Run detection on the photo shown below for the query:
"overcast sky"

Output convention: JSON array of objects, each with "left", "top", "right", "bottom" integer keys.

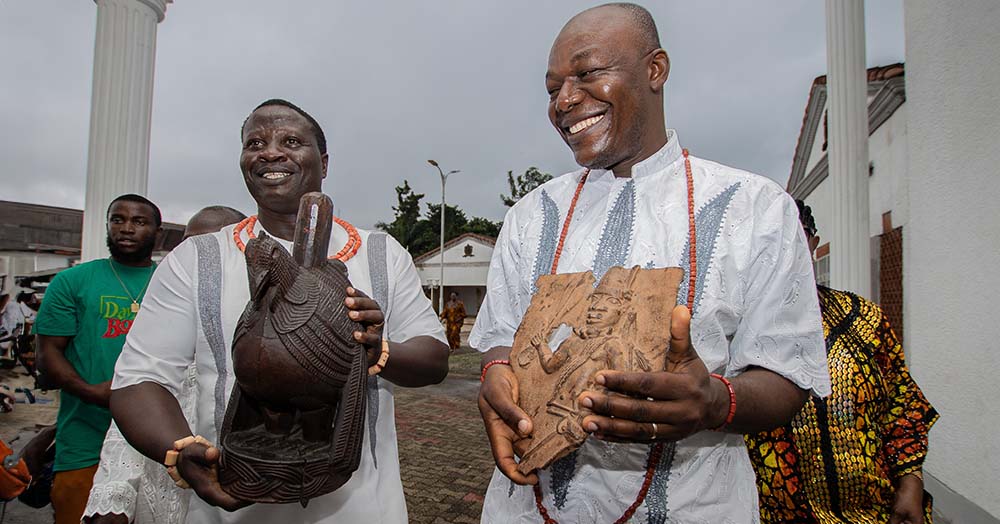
[{"left": 0, "top": 1, "right": 904, "bottom": 228}]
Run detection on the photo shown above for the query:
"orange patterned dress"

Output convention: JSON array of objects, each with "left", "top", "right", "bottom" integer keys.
[
  {"left": 440, "top": 299, "right": 466, "bottom": 350},
  {"left": 745, "top": 286, "right": 938, "bottom": 523}
]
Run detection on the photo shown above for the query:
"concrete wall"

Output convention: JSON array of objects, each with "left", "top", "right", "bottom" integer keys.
[
  {"left": 904, "top": 0, "right": 1000, "bottom": 519},
  {"left": 803, "top": 107, "right": 907, "bottom": 264},
  {"left": 867, "top": 104, "right": 909, "bottom": 236},
  {"left": 415, "top": 238, "right": 493, "bottom": 288}
]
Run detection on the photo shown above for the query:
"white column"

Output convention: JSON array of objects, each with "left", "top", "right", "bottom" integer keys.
[
  {"left": 825, "top": 0, "right": 870, "bottom": 298},
  {"left": 81, "top": 0, "right": 170, "bottom": 262}
]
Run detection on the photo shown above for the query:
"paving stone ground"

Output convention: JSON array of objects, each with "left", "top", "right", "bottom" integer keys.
[{"left": 395, "top": 346, "right": 494, "bottom": 524}]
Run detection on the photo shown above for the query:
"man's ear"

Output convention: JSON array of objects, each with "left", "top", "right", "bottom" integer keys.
[
  {"left": 649, "top": 49, "right": 670, "bottom": 92},
  {"left": 321, "top": 154, "right": 330, "bottom": 179}
]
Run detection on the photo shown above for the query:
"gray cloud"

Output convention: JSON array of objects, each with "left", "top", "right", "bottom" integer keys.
[{"left": 0, "top": 1, "right": 903, "bottom": 229}]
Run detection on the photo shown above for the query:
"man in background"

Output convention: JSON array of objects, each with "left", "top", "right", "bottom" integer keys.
[{"left": 34, "top": 194, "right": 162, "bottom": 524}]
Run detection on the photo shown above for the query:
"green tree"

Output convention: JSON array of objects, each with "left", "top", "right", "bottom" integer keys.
[
  {"left": 377, "top": 181, "right": 505, "bottom": 257},
  {"left": 500, "top": 167, "right": 553, "bottom": 207},
  {"left": 375, "top": 180, "right": 425, "bottom": 250}
]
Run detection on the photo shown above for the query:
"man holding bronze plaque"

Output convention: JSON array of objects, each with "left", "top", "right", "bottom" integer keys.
[
  {"left": 104, "top": 99, "right": 449, "bottom": 523},
  {"left": 472, "top": 4, "right": 830, "bottom": 523}
]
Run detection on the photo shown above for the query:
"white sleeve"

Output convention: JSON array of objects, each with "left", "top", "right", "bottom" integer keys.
[
  {"left": 726, "top": 191, "right": 831, "bottom": 396},
  {"left": 468, "top": 208, "right": 524, "bottom": 352},
  {"left": 384, "top": 236, "right": 447, "bottom": 345},
  {"left": 112, "top": 240, "right": 198, "bottom": 396},
  {"left": 82, "top": 421, "right": 140, "bottom": 521}
]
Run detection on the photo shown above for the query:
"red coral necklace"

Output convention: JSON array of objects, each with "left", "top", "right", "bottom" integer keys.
[
  {"left": 534, "top": 149, "right": 697, "bottom": 524},
  {"left": 232, "top": 214, "right": 362, "bottom": 262}
]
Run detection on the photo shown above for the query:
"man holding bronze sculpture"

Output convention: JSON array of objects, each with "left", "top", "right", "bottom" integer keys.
[
  {"left": 103, "top": 99, "right": 449, "bottom": 523},
  {"left": 472, "top": 4, "right": 830, "bottom": 523}
]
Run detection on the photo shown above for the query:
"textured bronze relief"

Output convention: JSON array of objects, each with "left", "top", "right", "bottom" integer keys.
[
  {"left": 511, "top": 266, "right": 683, "bottom": 475},
  {"left": 219, "top": 193, "right": 368, "bottom": 505}
]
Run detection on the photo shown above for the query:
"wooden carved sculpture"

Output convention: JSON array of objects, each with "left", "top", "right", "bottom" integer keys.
[
  {"left": 510, "top": 266, "right": 683, "bottom": 475},
  {"left": 219, "top": 193, "right": 368, "bottom": 505}
]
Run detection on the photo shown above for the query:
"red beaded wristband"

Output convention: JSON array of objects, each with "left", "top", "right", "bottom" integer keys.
[
  {"left": 709, "top": 373, "right": 736, "bottom": 430},
  {"left": 480, "top": 359, "right": 511, "bottom": 383}
]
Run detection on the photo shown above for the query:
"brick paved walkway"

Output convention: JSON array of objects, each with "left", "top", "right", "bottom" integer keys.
[{"left": 395, "top": 359, "right": 495, "bottom": 524}]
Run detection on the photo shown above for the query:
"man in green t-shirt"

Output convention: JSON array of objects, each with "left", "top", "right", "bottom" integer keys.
[{"left": 34, "top": 193, "right": 162, "bottom": 524}]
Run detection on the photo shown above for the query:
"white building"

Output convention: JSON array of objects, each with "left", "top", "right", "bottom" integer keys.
[
  {"left": 787, "top": 62, "right": 908, "bottom": 338},
  {"left": 805, "top": 2, "right": 1000, "bottom": 520},
  {"left": 413, "top": 233, "right": 494, "bottom": 316}
]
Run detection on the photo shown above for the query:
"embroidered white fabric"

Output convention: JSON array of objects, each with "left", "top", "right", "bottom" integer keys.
[
  {"left": 111, "top": 227, "right": 444, "bottom": 524},
  {"left": 470, "top": 132, "right": 830, "bottom": 523},
  {"left": 84, "top": 364, "right": 198, "bottom": 523}
]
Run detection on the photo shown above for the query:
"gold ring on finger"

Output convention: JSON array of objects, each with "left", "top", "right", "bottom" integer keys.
[{"left": 650, "top": 422, "right": 658, "bottom": 440}]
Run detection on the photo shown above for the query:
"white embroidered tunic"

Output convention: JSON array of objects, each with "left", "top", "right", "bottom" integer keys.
[
  {"left": 470, "top": 132, "right": 830, "bottom": 524},
  {"left": 111, "top": 222, "right": 446, "bottom": 524}
]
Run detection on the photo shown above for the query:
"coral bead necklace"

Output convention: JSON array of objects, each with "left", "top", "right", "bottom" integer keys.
[
  {"left": 534, "top": 149, "right": 697, "bottom": 524},
  {"left": 232, "top": 214, "right": 362, "bottom": 262}
]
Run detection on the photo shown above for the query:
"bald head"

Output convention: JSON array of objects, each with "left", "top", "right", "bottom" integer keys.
[
  {"left": 183, "top": 206, "right": 247, "bottom": 240},
  {"left": 565, "top": 3, "right": 660, "bottom": 53}
]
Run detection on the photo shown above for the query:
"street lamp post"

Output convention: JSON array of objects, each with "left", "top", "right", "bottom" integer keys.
[{"left": 427, "top": 160, "right": 460, "bottom": 314}]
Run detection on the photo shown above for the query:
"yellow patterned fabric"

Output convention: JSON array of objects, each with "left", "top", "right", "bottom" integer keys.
[{"left": 746, "top": 287, "right": 938, "bottom": 523}]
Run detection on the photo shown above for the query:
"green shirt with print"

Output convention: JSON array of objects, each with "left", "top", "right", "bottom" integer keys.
[{"left": 33, "top": 258, "right": 155, "bottom": 472}]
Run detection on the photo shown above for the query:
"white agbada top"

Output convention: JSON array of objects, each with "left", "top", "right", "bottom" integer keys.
[
  {"left": 112, "top": 221, "right": 446, "bottom": 524},
  {"left": 470, "top": 132, "right": 830, "bottom": 524}
]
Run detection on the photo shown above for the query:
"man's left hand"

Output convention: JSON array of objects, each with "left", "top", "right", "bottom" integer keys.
[
  {"left": 579, "top": 305, "right": 728, "bottom": 442},
  {"left": 345, "top": 287, "right": 385, "bottom": 366}
]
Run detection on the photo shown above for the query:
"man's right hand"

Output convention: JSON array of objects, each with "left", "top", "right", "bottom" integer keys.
[
  {"left": 176, "top": 442, "right": 249, "bottom": 512},
  {"left": 478, "top": 357, "right": 537, "bottom": 485}
]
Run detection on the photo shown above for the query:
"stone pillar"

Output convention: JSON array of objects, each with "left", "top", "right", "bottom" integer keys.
[
  {"left": 81, "top": 0, "right": 170, "bottom": 262},
  {"left": 825, "top": 0, "right": 870, "bottom": 298}
]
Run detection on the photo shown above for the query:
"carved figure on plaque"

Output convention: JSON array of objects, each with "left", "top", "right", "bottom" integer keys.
[
  {"left": 510, "top": 265, "right": 682, "bottom": 474},
  {"left": 218, "top": 193, "right": 369, "bottom": 505}
]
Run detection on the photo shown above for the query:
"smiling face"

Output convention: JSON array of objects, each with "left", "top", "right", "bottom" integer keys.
[
  {"left": 240, "top": 105, "right": 329, "bottom": 216},
  {"left": 546, "top": 7, "right": 669, "bottom": 177}
]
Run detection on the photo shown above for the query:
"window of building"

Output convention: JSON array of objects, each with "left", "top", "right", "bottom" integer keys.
[{"left": 814, "top": 242, "right": 831, "bottom": 287}]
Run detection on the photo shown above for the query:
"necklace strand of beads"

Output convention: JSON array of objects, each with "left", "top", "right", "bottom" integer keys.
[
  {"left": 533, "top": 148, "right": 697, "bottom": 524},
  {"left": 232, "top": 214, "right": 362, "bottom": 262}
]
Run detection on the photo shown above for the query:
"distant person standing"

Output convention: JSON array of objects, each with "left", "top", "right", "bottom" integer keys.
[
  {"left": 0, "top": 291, "right": 22, "bottom": 363},
  {"left": 441, "top": 292, "right": 467, "bottom": 350},
  {"left": 34, "top": 194, "right": 162, "bottom": 524}
]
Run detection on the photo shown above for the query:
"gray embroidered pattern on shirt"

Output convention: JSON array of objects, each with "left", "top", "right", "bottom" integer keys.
[
  {"left": 367, "top": 232, "right": 389, "bottom": 467},
  {"left": 678, "top": 183, "right": 741, "bottom": 314},
  {"left": 546, "top": 180, "right": 638, "bottom": 509},
  {"left": 192, "top": 234, "right": 227, "bottom": 436},
  {"left": 550, "top": 452, "right": 577, "bottom": 509},
  {"left": 531, "top": 189, "right": 561, "bottom": 294},
  {"left": 644, "top": 442, "right": 678, "bottom": 524},
  {"left": 591, "top": 179, "right": 636, "bottom": 284}
]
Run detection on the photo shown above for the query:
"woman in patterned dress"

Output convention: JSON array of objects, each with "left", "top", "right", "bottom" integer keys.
[{"left": 440, "top": 292, "right": 466, "bottom": 350}]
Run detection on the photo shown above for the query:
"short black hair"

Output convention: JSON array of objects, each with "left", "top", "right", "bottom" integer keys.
[
  {"left": 240, "top": 99, "right": 327, "bottom": 156},
  {"left": 795, "top": 199, "right": 817, "bottom": 238},
  {"left": 598, "top": 3, "right": 661, "bottom": 52},
  {"left": 107, "top": 194, "right": 162, "bottom": 226}
]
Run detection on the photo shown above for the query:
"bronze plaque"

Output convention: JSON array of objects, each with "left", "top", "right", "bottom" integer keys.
[{"left": 511, "top": 266, "right": 682, "bottom": 474}]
